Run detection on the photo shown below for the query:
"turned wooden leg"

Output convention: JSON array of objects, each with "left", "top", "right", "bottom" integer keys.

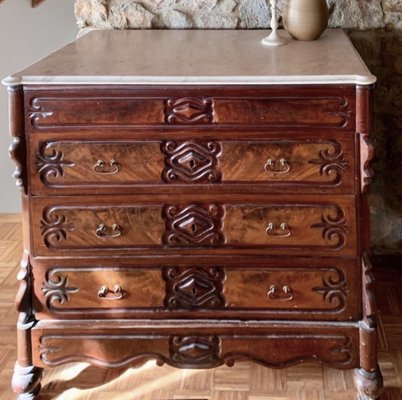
[
  {"left": 12, "top": 362, "right": 43, "bottom": 400},
  {"left": 354, "top": 367, "right": 383, "bottom": 400}
]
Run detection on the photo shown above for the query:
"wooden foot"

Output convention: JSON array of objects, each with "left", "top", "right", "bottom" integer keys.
[
  {"left": 354, "top": 367, "right": 384, "bottom": 400},
  {"left": 12, "top": 362, "right": 43, "bottom": 400}
]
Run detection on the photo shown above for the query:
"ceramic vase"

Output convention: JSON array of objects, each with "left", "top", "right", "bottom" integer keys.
[{"left": 283, "top": 0, "right": 329, "bottom": 41}]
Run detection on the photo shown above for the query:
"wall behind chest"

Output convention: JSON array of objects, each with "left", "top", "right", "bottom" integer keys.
[{"left": 0, "top": 0, "right": 77, "bottom": 213}]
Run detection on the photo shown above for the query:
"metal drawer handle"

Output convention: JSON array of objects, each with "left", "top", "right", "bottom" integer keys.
[
  {"left": 93, "top": 159, "right": 120, "bottom": 175},
  {"left": 266, "top": 222, "right": 292, "bottom": 237},
  {"left": 264, "top": 158, "right": 291, "bottom": 174},
  {"left": 268, "top": 285, "right": 294, "bottom": 301},
  {"left": 98, "top": 284, "right": 124, "bottom": 300},
  {"left": 96, "top": 223, "right": 122, "bottom": 238}
]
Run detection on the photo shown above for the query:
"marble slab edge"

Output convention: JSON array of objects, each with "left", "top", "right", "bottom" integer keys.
[{"left": 2, "top": 74, "right": 377, "bottom": 87}]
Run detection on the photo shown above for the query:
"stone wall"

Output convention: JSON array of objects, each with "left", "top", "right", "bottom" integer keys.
[{"left": 74, "top": 0, "right": 402, "bottom": 254}]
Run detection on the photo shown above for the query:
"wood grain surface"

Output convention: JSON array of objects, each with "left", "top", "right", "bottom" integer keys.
[{"left": 0, "top": 215, "right": 401, "bottom": 400}]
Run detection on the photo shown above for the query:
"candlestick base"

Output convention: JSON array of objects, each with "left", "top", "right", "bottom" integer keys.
[{"left": 262, "top": 30, "right": 289, "bottom": 47}]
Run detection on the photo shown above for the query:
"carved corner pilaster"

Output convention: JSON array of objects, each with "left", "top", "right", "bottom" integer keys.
[
  {"left": 8, "top": 85, "right": 27, "bottom": 194},
  {"left": 356, "top": 85, "right": 375, "bottom": 194},
  {"left": 359, "top": 253, "right": 380, "bottom": 374}
]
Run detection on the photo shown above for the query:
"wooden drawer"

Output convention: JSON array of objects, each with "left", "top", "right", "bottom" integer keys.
[
  {"left": 31, "top": 320, "right": 360, "bottom": 370},
  {"left": 32, "top": 194, "right": 357, "bottom": 257},
  {"left": 32, "top": 258, "right": 360, "bottom": 321},
  {"left": 29, "top": 134, "right": 356, "bottom": 195},
  {"left": 25, "top": 86, "right": 355, "bottom": 131}
]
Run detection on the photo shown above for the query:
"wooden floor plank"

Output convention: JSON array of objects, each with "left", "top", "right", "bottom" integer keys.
[{"left": 0, "top": 214, "right": 401, "bottom": 399}]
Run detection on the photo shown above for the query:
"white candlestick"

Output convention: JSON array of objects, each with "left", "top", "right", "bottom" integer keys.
[{"left": 262, "top": 0, "right": 288, "bottom": 47}]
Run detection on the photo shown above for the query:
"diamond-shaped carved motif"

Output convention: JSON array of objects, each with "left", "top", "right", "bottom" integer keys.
[
  {"left": 169, "top": 336, "right": 221, "bottom": 368},
  {"left": 162, "top": 141, "right": 222, "bottom": 183},
  {"left": 165, "top": 97, "right": 214, "bottom": 124},
  {"left": 163, "top": 266, "right": 226, "bottom": 309},
  {"left": 162, "top": 204, "right": 225, "bottom": 246}
]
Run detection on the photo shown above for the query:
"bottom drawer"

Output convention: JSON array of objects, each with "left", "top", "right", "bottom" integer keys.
[
  {"left": 33, "top": 258, "right": 360, "bottom": 321},
  {"left": 32, "top": 320, "right": 360, "bottom": 370}
]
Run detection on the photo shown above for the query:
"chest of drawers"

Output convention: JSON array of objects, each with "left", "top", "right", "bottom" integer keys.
[{"left": 3, "top": 29, "right": 383, "bottom": 399}]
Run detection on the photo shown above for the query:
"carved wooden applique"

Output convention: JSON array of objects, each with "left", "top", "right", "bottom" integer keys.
[
  {"left": 165, "top": 97, "right": 214, "bottom": 124},
  {"left": 37, "top": 142, "right": 75, "bottom": 185},
  {"left": 162, "top": 140, "right": 222, "bottom": 183},
  {"left": 309, "top": 140, "right": 348, "bottom": 184},
  {"left": 169, "top": 336, "right": 222, "bottom": 368},
  {"left": 311, "top": 207, "right": 348, "bottom": 250},
  {"left": 163, "top": 267, "right": 226, "bottom": 309},
  {"left": 162, "top": 204, "right": 225, "bottom": 246}
]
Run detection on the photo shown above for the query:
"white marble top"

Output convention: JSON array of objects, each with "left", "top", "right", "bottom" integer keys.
[{"left": 2, "top": 29, "right": 376, "bottom": 86}]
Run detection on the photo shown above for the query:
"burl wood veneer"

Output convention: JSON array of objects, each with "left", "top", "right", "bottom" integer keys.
[{"left": 3, "top": 29, "right": 382, "bottom": 399}]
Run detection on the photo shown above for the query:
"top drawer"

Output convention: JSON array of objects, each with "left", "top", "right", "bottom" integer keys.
[{"left": 25, "top": 86, "right": 356, "bottom": 131}]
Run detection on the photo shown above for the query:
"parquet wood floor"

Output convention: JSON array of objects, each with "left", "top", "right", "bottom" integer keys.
[{"left": 0, "top": 214, "right": 401, "bottom": 400}]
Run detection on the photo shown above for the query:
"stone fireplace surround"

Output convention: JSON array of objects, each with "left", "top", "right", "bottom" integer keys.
[{"left": 74, "top": 0, "right": 402, "bottom": 255}]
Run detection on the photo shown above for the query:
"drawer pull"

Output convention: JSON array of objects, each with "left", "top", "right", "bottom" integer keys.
[
  {"left": 268, "top": 285, "right": 294, "bottom": 301},
  {"left": 266, "top": 222, "right": 292, "bottom": 237},
  {"left": 96, "top": 223, "right": 122, "bottom": 238},
  {"left": 98, "top": 285, "right": 124, "bottom": 300},
  {"left": 93, "top": 159, "right": 120, "bottom": 175},
  {"left": 264, "top": 158, "right": 291, "bottom": 174}
]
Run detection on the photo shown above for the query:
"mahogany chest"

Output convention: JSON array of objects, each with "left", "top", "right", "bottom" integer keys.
[{"left": 3, "top": 29, "right": 383, "bottom": 399}]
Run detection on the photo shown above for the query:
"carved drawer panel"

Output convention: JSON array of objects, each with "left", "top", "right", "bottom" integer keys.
[
  {"left": 29, "top": 135, "right": 355, "bottom": 194},
  {"left": 31, "top": 194, "right": 357, "bottom": 257},
  {"left": 31, "top": 320, "right": 359, "bottom": 370},
  {"left": 25, "top": 86, "right": 355, "bottom": 131},
  {"left": 32, "top": 259, "right": 360, "bottom": 321}
]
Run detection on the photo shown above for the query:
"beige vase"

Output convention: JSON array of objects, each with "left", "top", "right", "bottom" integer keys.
[{"left": 283, "top": 0, "right": 329, "bottom": 41}]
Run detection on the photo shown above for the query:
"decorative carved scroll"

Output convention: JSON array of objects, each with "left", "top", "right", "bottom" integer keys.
[
  {"left": 162, "top": 204, "right": 225, "bottom": 246},
  {"left": 37, "top": 142, "right": 75, "bottom": 185},
  {"left": 313, "top": 268, "right": 348, "bottom": 311},
  {"left": 8, "top": 86, "right": 26, "bottom": 193},
  {"left": 37, "top": 332, "right": 355, "bottom": 370},
  {"left": 165, "top": 97, "right": 214, "bottom": 124},
  {"left": 42, "top": 270, "right": 79, "bottom": 308},
  {"left": 28, "top": 98, "right": 53, "bottom": 127},
  {"left": 162, "top": 140, "right": 222, "bottom": 183},
  {"left": 327, "top": 96, "right": 353, "bottom": 128},
  {"left": 170, "top": 336, "right": 221, "bottom": 368},
  {"left": 311, "top": 207, "right": 348, "bottom": 250},
  {"left": 40, "top": 208, "right": 76, "bottom": 249},
  {"left": 309, "top": 140, "right": 348, "bottom": 184},
  {"left": 360, "top": 134, "right": 375, "bottom": 193},
  {"left": 163, "top": 267, "right": 226, "bottom": 309}
]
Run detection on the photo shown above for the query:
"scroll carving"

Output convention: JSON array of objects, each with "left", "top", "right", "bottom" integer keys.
[
  {"left": 327, "top": 96, "right": 353, "bottom": 128},
  {"left": 313, "top": 268, "right": 348, "bottom": 311},
  {"left": 37, "top": 142, "right": 75, "bottom": 185},
  {"left": 8, "top": 86, "right": 27, "bottom": 193},
  {"left": 309, "top": 140, "right": 348, "bottom": 184},
  {"left": 37, "top": 332, "right": 355, "bottom": 370},
  {"left": 165, "top": 97, "right": 214, "bottom": 124},
  {"left": 40, "top": 208, "right": 76, "bottom": 249},
  {"left": 162, "top": 204, "right": 225, "bottom": 246},
  {"left": 360, "top": 134, "right": 375, "bottom": 193},
  {"left": 162, "top": 140, "right": 222, "bottom": 183},
  {"left": 28, "top": 98, "right": 54, "bottom": 127},
  {"left": 311, "top": 207, "right": 348, "bottom": 250},
  {"left": 42, "top": 270, "right": 79, "bottom": 308},
  {"left": 163, "top": 267, "right": 226, "bottom": 309},
  {"left": 357, "top": 85, "right": 375, "bottom": 193}
]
